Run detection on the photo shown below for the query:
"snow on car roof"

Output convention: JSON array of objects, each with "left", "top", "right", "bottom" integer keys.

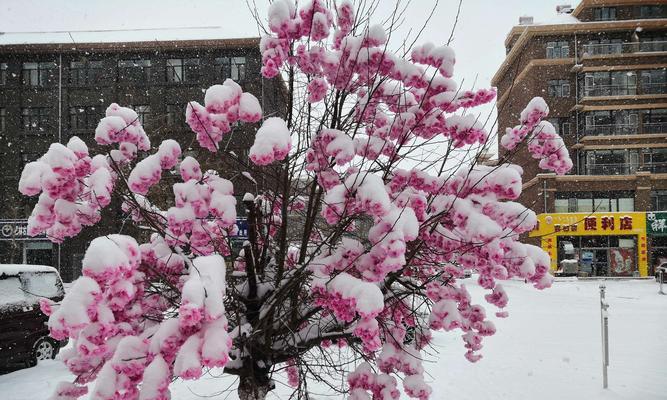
[
  {"left": 0, "top": 27, "right": 257, "bottom": 46},
  {"left": 0, "top": 264, "right": 58, "bottom": 276}
]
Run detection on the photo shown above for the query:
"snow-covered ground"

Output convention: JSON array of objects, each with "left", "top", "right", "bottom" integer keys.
[{"left": 1, "top": 278, "right": 665, "bottom": 399}]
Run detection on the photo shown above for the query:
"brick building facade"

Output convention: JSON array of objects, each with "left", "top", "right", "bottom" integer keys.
[
  {"left": 0, "top": 29, "right": 285, "bottom": 281},
  {"left": 493, "top": 0, "right": 667, "bottom": 276}
]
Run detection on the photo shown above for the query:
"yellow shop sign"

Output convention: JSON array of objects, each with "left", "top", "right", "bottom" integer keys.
[{"left": 529, "top": 212, "right": 646, "bottom": 237}]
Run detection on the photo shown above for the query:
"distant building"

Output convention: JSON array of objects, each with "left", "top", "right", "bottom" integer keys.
[
  {"left": 0, "top": 28, "right": 285, "bottom": 281},
  {"left": 493, "top": 0, "right": 667, "bottom": 277}
]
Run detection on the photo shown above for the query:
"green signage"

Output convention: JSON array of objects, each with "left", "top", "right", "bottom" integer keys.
[{"left": 647, "top": 212, "right": 667, "bottom": 236}]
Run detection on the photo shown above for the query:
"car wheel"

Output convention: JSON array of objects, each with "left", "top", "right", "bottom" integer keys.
[{"left": 29, "top": 338, "right": 57, "bottom": 367}]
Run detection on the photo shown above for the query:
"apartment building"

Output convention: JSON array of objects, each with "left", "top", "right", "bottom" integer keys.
[
  {"left": 493, "top": 0, "right": 667, "bottom": 277},
  {"left": 0, "top": 28, "right": 285, "bottom": 281}
]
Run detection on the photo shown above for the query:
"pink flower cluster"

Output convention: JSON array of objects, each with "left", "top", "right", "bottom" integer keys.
[
  {"left": 249, "top": 117, "right": 292, "bottom": 165},
  {"left": 18, "top": 138, "right": 114, "bottom": 242},
  {"left": 128, "top": 139, "right": 182, "bottom": 195},
  {"left": 185, "top": 79, "right": 262, "bottom": 152},
  {"left": 19, "top": 103, "right": 159, "bottom": 242},
  {"left": 305, "top": 128, "right": 354, "bottom": 174},
  {"left": 95, "top": 103, "right": 151, "bottom": 160},
  {"left": 286, "top": 358, "right": 299, "bottom": 388},
  {"left": 348, "top": 362, "right": 400, "bottom": 400},
  {"left": 164, "top": 167, "right": 237, "bottom": 256},
  {"left": 501, "top": 97, "right": 573, "bottom": 175},
  {"left": 48, "top": 245, "right": 232, "bottom": 399}
]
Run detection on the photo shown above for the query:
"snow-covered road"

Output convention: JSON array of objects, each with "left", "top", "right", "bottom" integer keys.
[{"left": 1, "top": 278, "right": 665, "bottom": 399}]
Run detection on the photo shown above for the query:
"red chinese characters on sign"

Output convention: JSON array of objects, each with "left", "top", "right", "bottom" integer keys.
[
  {"left": 619, "top": 216, "right": 633, "bottom": 230},
  {"left": 584, "top": 216, "right": 597, "bottom": 231},
  {"left": 601, "top": 216, "right": 614, "bottom": 231},
  {"left": 581, "top": 215, "right": 633, "bottom": 232}
]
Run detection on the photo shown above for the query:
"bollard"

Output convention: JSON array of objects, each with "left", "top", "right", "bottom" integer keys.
[{"left": 599, "top": 284, "right": 609, "bottom": 389}]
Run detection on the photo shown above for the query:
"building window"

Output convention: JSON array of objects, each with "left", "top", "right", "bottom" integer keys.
[
  {"left": 642, "top": 148, "right": 667, "bottom": 173},
  {"left": 584, "top": 71, "right": 637, "bottom": 97},
  {"left": 215, "top": 56, "right": 247, "bottom": 81},
  {"left": 69, "top": 106, "right": 103, "bottom": 130},
  {"left": 584, "top": 39, "right": 624, "bottom": 56},
  {"left": 593, "top": 7, "right": 616, "bottom": 21},
  {"left": 166, "top": 58, "right": 200, "bottom": 83},
  {"left": 583, "top": 110, "right": 639, "bottom": 136},
  {"left": 118, "top": 59, "right": 152, "bottom": 83},
  {"left": 0, "top": 108, "right": 5, "bottom": 131},
  {"left": 639, "top": 5, "right": 666, "bottom": 19},
  {"left": 0, "top": 63, "right": 6, "bottom": 85},
  {"left": 547, "top": 79, "right": 570, "bottom": 97},
  {"left": 583, "top": 149, "right": 638, "bottom": 175},
  {"left": 132, "top": 105, "right": 151, "bottom": 126},
  {"left": 69, "top": 60, "right": 104, "bottom": 86},
  {"left": 642, "top": 109, "right": 667, "bottom": 134},
  {"left": 22, "top": 107, "right": 50, "bottom": 132},
  {"left": 652, "top": 190, "right": 667, "bottom": 211},
  {"left": 546, "top": 41, "right": 569, "bottom": 59},
  {"left": 641, "top": 69, "right": 666, "bottom": 94},
  {"left": 555, "top": 192, "right": 635, "bottom": 212},
  {"left": 639, "top": 35, "right": 667, "bottom": 52},
  {"left": 22, "top": 61, "right": 57, "bottom": 87},
  {"left": 547, "top": 118, "right": 571, "bottom": 135},
  {"left": 167, "top": 104, "right": 186, "bottom": 126}
]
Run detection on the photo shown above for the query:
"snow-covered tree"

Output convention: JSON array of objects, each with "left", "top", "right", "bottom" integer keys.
[{"left": 19, "top": 1, "right": 572, "bottom": 399}]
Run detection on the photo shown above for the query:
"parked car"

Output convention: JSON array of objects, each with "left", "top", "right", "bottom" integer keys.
[{"left": 0, "top": 264, "right": 66, "bottom": 369}]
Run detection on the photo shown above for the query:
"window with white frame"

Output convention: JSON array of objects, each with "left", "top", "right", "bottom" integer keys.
[
  {"left": 547, "top": 79, "right": 570, "bottom": 97},
  {"left": 546, "top": 41, "right": 569, "bottom": 59},
  {"left": 215, "top": 56, "right": 247, "bottom": 81}
]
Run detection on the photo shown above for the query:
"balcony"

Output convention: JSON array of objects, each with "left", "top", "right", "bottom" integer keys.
[
  {"left": 641, "top": 162, "right": 667, "bottom": 173},
  {"left": 584, "top": 163, "right": 636, "bottom": 175},
  {"left": 583, "top": 124, "right": 637, "bottom": 136},
  {"left": 581, "top": 41, "right": 667, "bottom": 57},
  {"left": 583, "top": 84, "right": 636, "bottom": 97},
  {"left": 644, "top": 122, "right": 667, "bottom": 134},
  {"left": 642, "top": 82, "right": 667, "bottom": 95}
]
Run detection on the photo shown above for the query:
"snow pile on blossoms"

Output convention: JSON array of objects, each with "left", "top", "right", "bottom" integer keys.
[
  {"left": 186, "top": 79, "right": 262, "bottom": 152},
  {"left": 249, "top": 117, "right": 292, "bottom": 165},
  {"left": 501, "top": 97, "right": 572, "bottom": 175}
]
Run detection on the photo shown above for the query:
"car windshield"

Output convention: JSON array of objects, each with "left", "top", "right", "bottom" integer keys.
[
  {"left": 22, "top": 272, "right": 63, "bottom": 300},
  {"left": 0, "top": 276, "right": 26, "bottom": 305}
]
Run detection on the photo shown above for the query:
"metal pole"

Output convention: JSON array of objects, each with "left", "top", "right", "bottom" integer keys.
[
  {"left": 660, "top": 270, "right": 665, "bottom": 295},
  {"left": 599, "top": 284, "right": 609, "bottom": 389}
]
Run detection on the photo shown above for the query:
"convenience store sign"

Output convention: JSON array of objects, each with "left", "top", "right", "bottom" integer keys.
[
  {"left": 647, "top": 212, "right": 667, "bottom": 236},
  {"left": 529, "top": 212, "right": 647, "bottom": 237}
]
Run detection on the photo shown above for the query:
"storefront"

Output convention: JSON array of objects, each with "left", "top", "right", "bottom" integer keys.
[
  {"left": 0, "top": 219, "right": 54, "bottom": 266},
  {"left": 647, "top": 212, "right": 667, "bottom": 275},
  {"left": 529, "top": 212, "right": 648, "bottom": 277}
]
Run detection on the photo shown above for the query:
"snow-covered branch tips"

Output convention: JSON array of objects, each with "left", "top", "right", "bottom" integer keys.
[{"left": 17, "top": 1, "right": 572, "bottom": 399}]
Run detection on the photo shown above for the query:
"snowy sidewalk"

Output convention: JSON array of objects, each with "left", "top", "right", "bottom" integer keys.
[{"left": 1, "top": 278, "right": 664, "bottom": 399}]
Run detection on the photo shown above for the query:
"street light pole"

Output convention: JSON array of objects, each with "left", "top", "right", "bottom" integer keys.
[{"left": 599, "top": 284, "right": 609, "bottom": 389}]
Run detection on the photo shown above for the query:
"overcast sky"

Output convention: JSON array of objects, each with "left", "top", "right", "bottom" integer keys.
[{"left": 0, "top": 0, "right": 580, "bottom": 140}]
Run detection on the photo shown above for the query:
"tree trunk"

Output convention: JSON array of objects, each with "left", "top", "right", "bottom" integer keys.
[{"left": 237, "top": 374, "right": 271, "bottom": 400}]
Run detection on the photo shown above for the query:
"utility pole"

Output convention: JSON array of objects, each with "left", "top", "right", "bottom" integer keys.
[{"left": 599, "top": 284, "right": 609, "bottom": 389}]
